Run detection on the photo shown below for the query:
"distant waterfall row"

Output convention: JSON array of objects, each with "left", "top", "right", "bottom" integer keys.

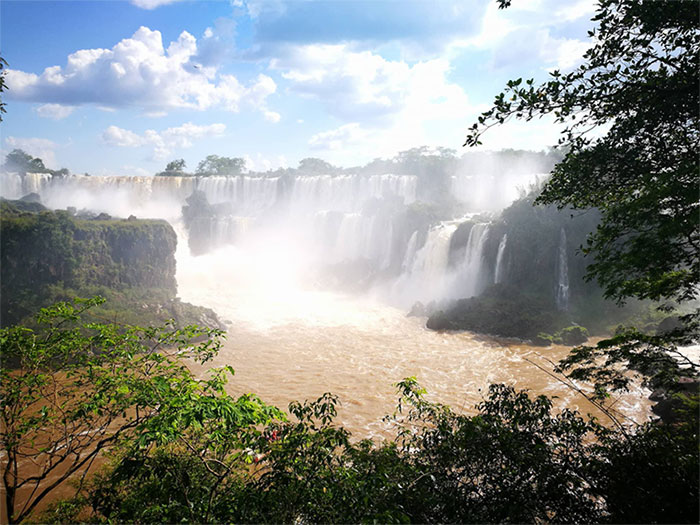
[
  {"left": 0, "top": 171, "right": 571, "bottom": 311},
  {"left": 2, "top": 172, "right": 417, "bottom": 215}
]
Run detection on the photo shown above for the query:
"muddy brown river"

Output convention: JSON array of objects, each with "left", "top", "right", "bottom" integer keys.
[{"left": 176, "top": 242, "right": 650, "bottom": 438}]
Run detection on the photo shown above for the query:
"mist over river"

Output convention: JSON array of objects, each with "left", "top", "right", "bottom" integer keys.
[{"left": 175, "top": 229, "right": 650, "bottom": 438}]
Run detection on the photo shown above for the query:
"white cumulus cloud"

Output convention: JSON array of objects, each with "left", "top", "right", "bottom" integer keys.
[
  {"left": 270, "top": 44, "right": 478, "bottom": 162},
  {"left": 102, "top": 122, "right": 226, "bottom": 160},
  {"left": 34, "top": 103, "right": 75, "bottom": 120},
  {"left": 272, "top": 44, "right": 474, "bottom": 125},
  {"left": 6, "top": 26, "right": 278, "bottom": 119},
  {"left": 309, "top": 123, "right": 367, "bottom": 151}
]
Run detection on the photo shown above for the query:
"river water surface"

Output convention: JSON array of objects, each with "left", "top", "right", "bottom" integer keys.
[{"left": 176, "top": 239, "right": 650, "bottom": 438}]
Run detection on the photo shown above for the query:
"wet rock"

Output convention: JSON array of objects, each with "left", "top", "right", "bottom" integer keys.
[
  {"left": 407, "top": 301, "right": 427, "bottom": 317},
  {"left": 19, "top": 192, "right": 42, "bottom": 203},
  {"left": 532, "top": 333, "right": 554, "bottom": 347},
  {"left": 558, "top": 325, "right": 588, "bottom": 345}
]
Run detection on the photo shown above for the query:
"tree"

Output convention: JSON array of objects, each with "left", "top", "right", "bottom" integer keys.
[
  {"left": 71, "top": 377, "right": 699, "bottom": 524},
  {"left": 0, "top": 297, "right": 280, "bottom": 523},
  {"left": 165, "top": 158, "right": 186, "bottom": 173},
  {"left": 465, "top": 0, "right": 699, "bottom": 396},
  {"left": 3, "top": 149, "right": 50, "bottom": 174},
  {"left": 196, "top": 155, "right": 246, "bottom": 176},
  {"left": 297, "top": 157, "right": 337, "bottom": 174},
  {"left": 156, "top": 159, "right": 187, "bottom": 177}
]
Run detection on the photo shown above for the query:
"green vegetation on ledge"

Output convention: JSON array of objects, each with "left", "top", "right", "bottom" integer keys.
[{"left": 0, "top": 199, "right": 222, "bottom": 329}]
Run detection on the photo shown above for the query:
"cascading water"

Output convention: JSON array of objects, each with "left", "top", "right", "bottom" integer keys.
[
  {"left": 555, "top": 227, "right": 570, "bottom": 311},
  {"left": 0, "top": 172, "right": 25, "bottom": 198},
  {"left": 196, "top": 175, "right": 280, "bottom": 212},
  {"left": 494, "top": 234, "right": 508, "bottom": 284},
  {"left": 401, "top": 231, "right": 419, "bottom": 272},
  {"left": 289, "top": 174, "right": 417, "bottom": 214},
  {"left": 454, "top": 223, "right": 490, "bottom": 298},
  {"left": 390, "top": 222, "right": 458, "bottom": 306}
]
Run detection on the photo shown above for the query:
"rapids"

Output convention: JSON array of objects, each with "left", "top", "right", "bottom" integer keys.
[{"left": 175, "top": 230, "right": 650, "bottom": 439}]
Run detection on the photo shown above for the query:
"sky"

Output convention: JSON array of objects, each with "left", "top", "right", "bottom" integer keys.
[{"left": 0, "top": 0, "right": 596, "bottom": 176}]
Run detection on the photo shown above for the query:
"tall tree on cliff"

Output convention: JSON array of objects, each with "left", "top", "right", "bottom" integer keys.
[{"left": 466, "top": 0, "right": 699, "bottom": 395}]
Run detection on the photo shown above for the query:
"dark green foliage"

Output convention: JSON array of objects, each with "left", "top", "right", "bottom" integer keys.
[
  {"left": 3, "top": 149, "right": 51, "bottom": 174},
  {"left": 196, "top": 154, "right": 246, "bottom": 176},
  {"left": 1, "top": 298, "right": 280, "bottom": 523},
  {"left": 388, "top": 380, "right": 603, "bottom": 524},
  {"left": 592, "top": 403, "right": 699, "bottom": 523},
  {"left": 0, "top": 200, "right": 180, "bottom": 327},
  {"left": 297, "top": 157, "right": 338, "bottom": 174},
  {"left": 17, "top": 284, "right": 224, "bottom": 330},
  {"left": 156, "top": 158, "right": 188, "bottom": 177},
  {"left": 465, "top": 0, "right": 699, "bottom": 399},
  {"left": 558, "top": 325, "right": 589, "bottom": 345},
  {"left": 44, "top": 375, "right": 699, "bottom": 524},
  {"left": 2, "top": 150, "right": 71, "bottom": 177}
]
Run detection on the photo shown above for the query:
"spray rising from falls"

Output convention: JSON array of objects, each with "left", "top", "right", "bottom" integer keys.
[{"left": 1, "top": 171, "right": 511, "bottom": 308}]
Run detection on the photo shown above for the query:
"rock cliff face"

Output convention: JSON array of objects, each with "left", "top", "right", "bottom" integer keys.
[
  {"left": 0, "top": 199, "right": 220, "bottom": 328},
  {"left": 426, "top": 195, "right": 639, "bottom": 340},
  {"left": 1, "top": 200, "right": 176, "bottom": 296}
]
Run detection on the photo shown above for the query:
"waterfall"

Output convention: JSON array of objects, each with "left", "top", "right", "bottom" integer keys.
[
  {"left": 334, "top": 213, "right": 369, "bottom": 261},
  {"left": 401, "top": 231, "right": 419, "bottom": 272},
  {"left": 454, "top": 223, "right": 490, "bottom": 298},
  {"left": 289, "top": 173, "right": 417, "bottom": 214},
  {"left": 23, "top": 173, "right": 53, "bottom": 195},
  {"left": 494, "top": 234, "right": 508, "bottom": 284},
  {"left": 409, "top": 223, "right": 458, "bottom": 281},
  {"left": 196, "top": 175, "right": 280, "bottom": 212},
  {"left": 389, "top": 222, "right": 458, "bottom": 305},
  {"left": 0, "top": 172, "right": 23, "bottom": 199},
  {"left": 555, "top": 227, "right": 570, "bottom": 311}
]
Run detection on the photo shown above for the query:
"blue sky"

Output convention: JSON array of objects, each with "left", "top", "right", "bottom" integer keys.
[{"left": 1, "top": 0, "right": 596, "bottom": 175}]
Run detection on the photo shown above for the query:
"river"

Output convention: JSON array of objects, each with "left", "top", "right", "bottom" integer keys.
[{"left": 176, "top": 237, "right": 650, "bottom": 438}]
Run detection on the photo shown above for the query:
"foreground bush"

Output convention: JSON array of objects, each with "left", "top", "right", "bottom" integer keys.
[
  {"left": 47, "top": 381, "right": 699, "bottom": 524},
  {"left": 5, "top": 299, "right": 697, "bottom": 524}
]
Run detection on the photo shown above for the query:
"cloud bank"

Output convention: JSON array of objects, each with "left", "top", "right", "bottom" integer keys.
[{"left": 6, "top": 27, "right": 277, "bottom": 118}]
